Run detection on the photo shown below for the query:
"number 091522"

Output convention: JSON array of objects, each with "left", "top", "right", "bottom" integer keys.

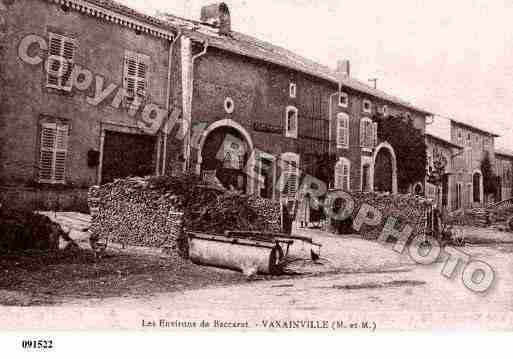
[{"left": 21, "top": 339, "right": 54, "bottom": 349}]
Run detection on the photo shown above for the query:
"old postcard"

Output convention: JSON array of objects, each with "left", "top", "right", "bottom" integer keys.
[{"left": 1, "top": 0, "right": 513, "bottom": 348}]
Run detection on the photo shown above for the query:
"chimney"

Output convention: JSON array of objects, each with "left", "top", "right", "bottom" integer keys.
[
  {"left": 336, "top": 59, "right": 350, "bottom": 80},
  {"left": 200, "top": 3, "right": 231, "bottom": 36}
]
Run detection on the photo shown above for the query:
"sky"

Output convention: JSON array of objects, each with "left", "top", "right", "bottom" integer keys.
[{"left": 120, "top": 0, "right": 513, "bottom": 150}]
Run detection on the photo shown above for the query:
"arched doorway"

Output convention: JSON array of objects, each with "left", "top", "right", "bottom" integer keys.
[
  {"left": 197, "top": 120, "right": 253, "bottom": 193},
  {"left": 372, "top": 142, "right": 398, "bottom": 194},
  {"left": 472, "top": 170, "right": 483, "bottom": 204}
]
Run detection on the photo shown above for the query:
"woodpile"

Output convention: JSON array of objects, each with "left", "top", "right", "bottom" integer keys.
[
  {"left": 447, "top": 208, "right": 491, "bottom": 228},
  {"left": 331, "top": 191, "right": 433, "bottom": 243},
  {"left": 88, "top": 175, "right": 281, "bottom": 251}
]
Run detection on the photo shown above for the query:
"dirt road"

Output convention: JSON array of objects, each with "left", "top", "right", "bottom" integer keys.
[{"left": 2, "top": 235, "right": 512, "bottom": 330}]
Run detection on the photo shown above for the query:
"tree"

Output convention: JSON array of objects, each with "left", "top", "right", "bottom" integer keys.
[
  {"left": 481, "top": 151, "right": 498, "bottom": 198},
  {"left": 374, "top": 113, "right": 427, "bottom": 193},
  {"left": 426, "top": 147, "right": 448, "bottom": 208}
]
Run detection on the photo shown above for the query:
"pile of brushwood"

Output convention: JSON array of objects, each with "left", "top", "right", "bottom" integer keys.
[
  {"left": 0, "top": 208, "right": 60, "bottom": 252},
  {"left": 447, "top": 208, "right": 492, "bottom": 228},
  {"left": 88, "top": 175, "right": 281, "bottom": 249},
  {"left": 330, "top": 191, "right": 433, "bottom": 243}
]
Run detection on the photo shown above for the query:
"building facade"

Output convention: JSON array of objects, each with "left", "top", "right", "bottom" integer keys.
[
  {"left": 1, "top": 0, "right": 432, "bottom": 210},
  {"left": 449, "top": 119, "right": 498, "bottom": 208},
  {"left": 495, "top": 151, "right": 513, "bottom": 202},
  {"left": 424, "top": 134, "right": 463, "bottom": 211}
]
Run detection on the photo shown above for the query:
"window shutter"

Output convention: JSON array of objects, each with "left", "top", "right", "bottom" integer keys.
[
  {"left": 282, "top": 156, "right": 299, "bottom": 198},
  {"left": 337, "top": 114, "right": 349, "bottom": 148},
  {"left": 54, "top": 124, "right": 68, "bottom": 182},
  {"left": 372, "top": 122, "right": 378, "bottom": 147},
  {"left": 343, "top": 162, "right": 350, "bottom": 191},
  {"left": 39, "top": 123, "right": 68, "bottom": 183},
  {"left": 124, "top": 51, "right": 138, "bottom": 99},
  {"left": 335, "top": 162, "right": 343, "bottom": 189},
  {"left": 360, "top": 120, "right": 365, "bottom": 147},
  {"left": 47, "top": 33, "right": 75, "bottom": 91},
  {"left": 39, "top": 124, "right": 56, "bottom": 181}
]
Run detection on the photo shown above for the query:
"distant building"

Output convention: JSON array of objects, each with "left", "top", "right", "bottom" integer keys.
[
  {"left": 425, "top": 118, "right": 507, "bottom": 210},
  {"left": 424, "top": 133, "right": 463, "bottom": 211},
  {"left": 495, "top": 150, "right": 513, "bottom": 201}
]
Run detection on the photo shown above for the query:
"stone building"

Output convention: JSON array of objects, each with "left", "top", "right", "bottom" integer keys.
[
  {"left": 424, "top": 133, "right": 463, "bottom": 211},
  {"left": 495, "top": 150, "right": 513, "bottom": 202},
  {"left": 0, "top": 0, "right": 432, "bottom": 210},
  {"left": 449, "top": 119, "right": 499, "bottom": 208}
]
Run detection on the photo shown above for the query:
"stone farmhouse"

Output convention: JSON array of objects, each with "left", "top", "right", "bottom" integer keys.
[{"left": 0, "top": 0, "right": 436, "bottom": 210}]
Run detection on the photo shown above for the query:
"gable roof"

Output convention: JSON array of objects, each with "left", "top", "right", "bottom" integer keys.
[
  {"left": 450, "top": 119, "right": 500, "bottom": 137},
  {"left": 495, "top": 149, "right": 513, "bottom": 159},
  {"left": 425, "top": 133, "right": 463, "bottom": 149},
  {"left": 79, "top": 0, "right": 432, "bottom": 116}
]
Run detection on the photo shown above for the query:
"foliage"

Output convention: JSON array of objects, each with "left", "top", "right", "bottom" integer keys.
[
  {"left": 481, "top": 151, "right": 498, "bottom": 196},
  {"left": 374, "top": 114, "right": 427, "bottom": 193},
  {"left": 426, "top": 147, "right": 447, "bottom": 186}
]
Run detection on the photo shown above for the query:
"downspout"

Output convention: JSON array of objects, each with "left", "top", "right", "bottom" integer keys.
[
  {"left": 185, "top": 41, "right": 208, "bottom": 172},
  {"left": 162, "top": 30, "right": 182, "bottom": 175}
]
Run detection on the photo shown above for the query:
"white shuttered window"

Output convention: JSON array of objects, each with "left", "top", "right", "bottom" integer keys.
[
  {"left": 46, "top": 33, "right": 76, "bottom": 91},
  {"left": 336, "top": 113, "right": 349, "bottom": 148},
  {"left": 360, "top": 117, "right": 377, "bottom": 148},
  {"left": 39, "top": 123, "right": 69, "bottom": 184},
  {"left": 335, "top": 158, "right": 350, "bottom": 191},
  {"left": 281, "top": 153, "right": 300, "bottom": 198},
  {"left": 123, "top": 50, "right": 150, "bottom": 102}
]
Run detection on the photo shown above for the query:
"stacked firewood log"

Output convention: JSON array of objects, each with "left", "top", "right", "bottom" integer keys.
[
  {"left": 330, "top": 191, "right": 433, "bottom": 243},
  {"left": 88, "top": 175, "right": 281, "bottom": 250}
]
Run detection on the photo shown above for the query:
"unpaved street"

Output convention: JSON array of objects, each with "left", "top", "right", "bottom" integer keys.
[{"left": 2, "top": 232, "right": 512, "bottom": 330}]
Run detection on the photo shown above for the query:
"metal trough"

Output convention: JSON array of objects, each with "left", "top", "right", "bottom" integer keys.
[
  {"left": 224, "top": 231, "right": 322, "bottom": 260},
  {"left": 186, "top": 232, "right": 287, "bottom": 275}
]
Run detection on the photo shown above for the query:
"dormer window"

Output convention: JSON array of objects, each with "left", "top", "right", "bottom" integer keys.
[
  {"left": 285, "top": 106, "right": 298, "bottom": 138},
  {"left": 289, "top": 82, "right": 297, "bottom": 98},
  {"left": 338, "top": 92, "right": 349, "bottom": 107},
  {"left": 363, "top": 99, "right": 372, "bottom": 114}
]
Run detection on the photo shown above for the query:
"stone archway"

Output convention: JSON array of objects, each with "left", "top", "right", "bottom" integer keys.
[
  {"left": 196, "top": 119, "right": 254, "bottom": 193},
  {"left": 372, "top": 141, "right": 398, "bottom": 194}
]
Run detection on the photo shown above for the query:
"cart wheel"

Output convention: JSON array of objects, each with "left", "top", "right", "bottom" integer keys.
[{"left": 269, "top": 244, "right": 284, "bottom": 275}]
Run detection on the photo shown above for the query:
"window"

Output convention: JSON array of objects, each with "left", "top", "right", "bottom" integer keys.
[
  {"left": 335, "top": 157, "right": 350, "bottom": 191},
  {"left": 456, "top": 182, "right": 463, "bottom": 209},
  {"left": 362, "top": 99, "right": 372, "bottom": 114},
  {"left": 39, "top": 122, "right": 69, "bottom": 184},
  {"left": 457, "top": 130, "right": 462, "bottom": 142},
  {"left": 281, "top": 153, "right": 300, "bottom": 198},
  {"left": 338, "top": 92, "right": 349, "bottom": 107},
  {"left": 289, "top": 82, "right": 296, "bottom": 98},
  {"left": 382, "top": 105, "right": 388, "bottom": 117},
  {"left": 285, "top": 106, "right": 298, "bottom": 138},
  {"left": 224, "top": 97, "right": 234, "bottom": 114},
  {"left": 46, "top": 32, "right": 76, "bottom": 91},
  {"left": 123, "top": 50, "right": 149, "bottom": 103},
  {"left": 336, "top": 113, "right": 349, "bottom": 148},
  {"left": 360, "top": 117, "right": 377, "bottom": 148}
]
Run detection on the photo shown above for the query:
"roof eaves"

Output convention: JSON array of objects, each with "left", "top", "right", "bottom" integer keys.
[{"left": 450, "top": 119, "right": 500, "bottom": 137}]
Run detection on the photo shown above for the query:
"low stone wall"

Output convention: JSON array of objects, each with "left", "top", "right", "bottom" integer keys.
[{"left": 0, "top": 186, "right": 89, "bottom": 212}]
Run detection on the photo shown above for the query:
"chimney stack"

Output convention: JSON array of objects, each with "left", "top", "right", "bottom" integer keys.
[
  {"left": 200, "top": 3, "right": 231, "bottom": 36},
  {"left": 336, "top": 59, "right": 350, "bottom": 80}
]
